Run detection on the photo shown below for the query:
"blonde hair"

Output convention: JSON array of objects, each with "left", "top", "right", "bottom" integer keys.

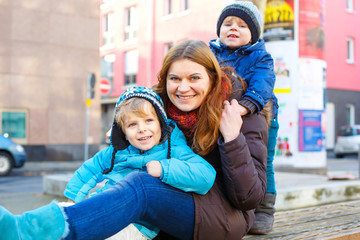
[
  {"left": 154, "top": 40, "right": 232, "bottom": 155},
  {"left": 116, "top": 98, "right": 157, "bottom": 132}
]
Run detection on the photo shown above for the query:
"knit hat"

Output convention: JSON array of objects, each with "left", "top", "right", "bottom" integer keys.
[
  {"left": 216, "top": 1, "right": 263, "bottom": 44},
  {"left": 103, "top": 86, "right": 168, "bottom": 174}
]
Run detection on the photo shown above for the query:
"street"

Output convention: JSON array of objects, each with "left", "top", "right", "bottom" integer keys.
[{"left": 0, "top": 175, "right": 43, "bottom": 193}]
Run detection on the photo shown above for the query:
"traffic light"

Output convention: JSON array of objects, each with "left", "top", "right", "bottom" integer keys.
[{"left": 87, "top": 73, "right": 96, "bottom": 99}]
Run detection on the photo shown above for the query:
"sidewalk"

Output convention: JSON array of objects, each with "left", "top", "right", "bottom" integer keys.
[{"left": 10, "top": 158, "right": 360, "bottom": 211}]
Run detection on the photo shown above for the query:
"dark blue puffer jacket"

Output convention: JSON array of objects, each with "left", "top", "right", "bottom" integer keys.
[{"left": 209, "top": 38, "right": 278, "bottom": 116}]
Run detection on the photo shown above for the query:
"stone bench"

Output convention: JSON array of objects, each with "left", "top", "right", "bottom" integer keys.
[{"left": 244, "top": 199, "right": 360, "bottom": 239}]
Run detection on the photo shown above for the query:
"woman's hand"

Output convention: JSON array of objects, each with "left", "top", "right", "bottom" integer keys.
[
  {"left": 220, "top": 99, "right": 243, "bottom": 143},
  {"left": 238, "top": 104, "right": 249, "bottom": 116},
  {"left": 146, "top": 161, "right": 162, "bottom": 178}
]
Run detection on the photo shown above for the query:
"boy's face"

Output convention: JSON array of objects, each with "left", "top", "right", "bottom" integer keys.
[
  {"left": 123, "top": 104, "right": 161, "bottom": 151},
  {"left": 219, "top": 16, "right": 252, "bottom": 49}
]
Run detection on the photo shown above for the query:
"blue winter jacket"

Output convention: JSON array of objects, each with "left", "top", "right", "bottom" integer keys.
[
  {"left": 64, "top": 119, "right": 216, "bottom": 239},
  {"left": 209, "top": 38, "right": 278, "bottom": 116}
]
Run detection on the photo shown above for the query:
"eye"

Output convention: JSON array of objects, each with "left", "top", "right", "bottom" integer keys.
[
  {"left": 127, "top": 123, "right": 136, "bottom": 128},
  {"left": 146, "top": 118, "right": 154, "bottom": 123},
  {"left": 191, "top": 76, "right": 200, "bottom": 81},
  {"left": 168, "top": 75, "right": 179, "bottom": 81}
]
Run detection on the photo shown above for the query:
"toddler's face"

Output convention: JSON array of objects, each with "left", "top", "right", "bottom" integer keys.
[
  {"left": 219, "top": 16, "right": 251, "bottom": 49},
  {"left": 123, "top": 104, "right": 161, "bottom": 151}
]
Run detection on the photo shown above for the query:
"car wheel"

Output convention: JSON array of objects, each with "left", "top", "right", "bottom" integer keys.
[
  {"left": 335, "top": 153, "right": 344, "bottom": 158},
  {"left": 0, "top": 152, "right": 14, "bottom": 176}
]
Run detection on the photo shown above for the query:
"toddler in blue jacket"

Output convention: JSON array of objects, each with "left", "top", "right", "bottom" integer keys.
[
  {"left": 64, "top": 86, "right": 216, "bottom": 239},
  {"left": 209, "top": 1, "right": 279, "bottom": 234}
]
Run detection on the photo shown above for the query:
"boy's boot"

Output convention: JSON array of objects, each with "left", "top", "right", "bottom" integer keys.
[
  {"left": 0, "top": 202, "right": 66, "bottom": 240},
  {"left": 249, "top": 193, "right": 276, "bottom": 234}
]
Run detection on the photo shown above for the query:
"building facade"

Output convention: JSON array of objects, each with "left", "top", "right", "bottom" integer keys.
[
  {"left": 324, "top": 0, "right": 360, "bottom": 149},
  {"left": 0, "top": 1, "right": 101, "bottom": 161},
  {"left": 99, "top": 0, "right": 360, "bottom": 153}
]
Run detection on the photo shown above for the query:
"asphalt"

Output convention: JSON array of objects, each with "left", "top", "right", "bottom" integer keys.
[{"left": 3, "top": 156, "right": 360, "bottom": 214}]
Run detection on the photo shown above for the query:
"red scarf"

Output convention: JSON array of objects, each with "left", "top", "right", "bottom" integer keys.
[{"left": 167, "top": 103, "right": 198, "bottom": 138}]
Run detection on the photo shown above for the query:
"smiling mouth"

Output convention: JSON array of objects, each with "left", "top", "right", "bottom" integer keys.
[
  {"left": 177, "top": 95, "right": 195, "bottom": 100},
  {"left": 227, "top": 34, "right": 239, "bottom": 38},
  {"left": 138, "top": 136, "right": 152, "bottom": 141}
]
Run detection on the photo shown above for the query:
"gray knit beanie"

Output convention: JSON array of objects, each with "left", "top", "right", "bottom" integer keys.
[{"left": 216, "top": 1, "right": 263, "bottom": 44}]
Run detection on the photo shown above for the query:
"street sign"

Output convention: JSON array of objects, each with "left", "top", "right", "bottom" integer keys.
[{"left": 100, "top": 78, "right": 111, "bottom": 96}]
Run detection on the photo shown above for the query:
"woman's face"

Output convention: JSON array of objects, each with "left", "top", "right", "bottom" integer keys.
[{"left": 166, "top": 59, "right": 211, "bottom": 112}]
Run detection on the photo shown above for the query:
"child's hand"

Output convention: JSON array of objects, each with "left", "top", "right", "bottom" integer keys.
[
  {"left": 146, "top": 161, "right": 162, "bottom": 178},
  {"left": 67, "top": 199, "right": 75, "bottom": 204},
  {"left": 238, "top": 104, "right": 249, "bottom": 116},
  {"left": 220, "top": 99, "right": 243, "bottom": 143}
]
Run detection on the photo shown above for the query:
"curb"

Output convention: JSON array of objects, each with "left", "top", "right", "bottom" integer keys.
[{"left": 275, "top": 180, "right": 360, "bottom": 211}]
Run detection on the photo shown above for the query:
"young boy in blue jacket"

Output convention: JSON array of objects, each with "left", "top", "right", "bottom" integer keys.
[
  {"left": 64, "top": 86, "right": 216, "bottom": 239},
  {"left": 209, "top": 1, "right": 279, "bottom": 234}
]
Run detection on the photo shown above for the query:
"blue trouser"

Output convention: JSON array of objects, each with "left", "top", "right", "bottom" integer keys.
[
  {"left": 63, "top": 172, "right": 195, "bottom": 240},
  {"left": 266, "top": 116, "right": 279, "bottom": 194}
]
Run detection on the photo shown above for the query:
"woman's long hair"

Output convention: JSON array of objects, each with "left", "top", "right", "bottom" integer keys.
[{"left": 155, "top": 40, "right": 232, "bottom": 155}]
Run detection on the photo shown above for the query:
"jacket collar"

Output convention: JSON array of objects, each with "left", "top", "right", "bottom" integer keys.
[{"left": 210, "top": 38, "right": 265, "bottom": 55}]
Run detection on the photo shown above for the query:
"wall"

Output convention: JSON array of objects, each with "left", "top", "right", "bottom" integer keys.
[{"left": 0, "top": 0, "right": 101, "bottom": 161}]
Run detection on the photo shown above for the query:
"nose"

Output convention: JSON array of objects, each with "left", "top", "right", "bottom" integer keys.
[
  {"left": 137, "top": 122, "right": 147, "bottom": 133},
  {"left": 178, "top": 79, "right": 190, "bottom": 92}
]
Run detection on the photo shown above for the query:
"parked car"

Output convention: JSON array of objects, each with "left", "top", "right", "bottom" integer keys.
[
  {"left": 334, "top": 125, "right": 360, "bottom": 158},
  {"left": 0, "top": 134, "right": 27, "bottom": 176}
]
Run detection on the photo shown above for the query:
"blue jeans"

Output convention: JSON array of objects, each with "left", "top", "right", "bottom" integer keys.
[
  {"left": 63, "top": 172, "right": 195, "bottom": 240},
  {"left": 266, "top": 116, "right": 279, "bottom": 194}
]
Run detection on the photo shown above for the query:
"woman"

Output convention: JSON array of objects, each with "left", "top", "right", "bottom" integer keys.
[{"left": 0, "top": 40, "right": 269, "bottom": 240}]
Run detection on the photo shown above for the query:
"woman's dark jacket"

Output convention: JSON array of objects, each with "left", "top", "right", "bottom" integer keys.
[
  {"left": 193, "top": 111, "right": 268, "bottom": 239},
  {"left": 155, "top": 112, "right": 268, "bottom": 240}
]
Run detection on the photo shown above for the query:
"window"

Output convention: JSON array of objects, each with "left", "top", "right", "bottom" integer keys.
[
  {"left": 346, "top": 37, "right": 354, "bottom": 63},
  {"left": 100, "top": 54, "right": 115, "bottom": 97},
  {"left": 125, "top": 6, "right": 138, "bottom": 41},
  {"left": 102, "top": 13, "right": 115, "bottom": 46},
  {"left": 1, "top": 110, "right": 27, "bottom": 143},
  {"left": 164, "top": 42, "right": 174, "bottom": 55},
  {"left": 345, "top": 104, "right": 355, "bottom": 126},
  {"left": 346, "top": 0, "right": 353, "bottom": 12},
  {"left": 124, "top": 50, "right": 138, "bottom": 86},
  {"left": 181, "top": 0, "right": 188, "bottom": 11},
  {"left": 165, "top": 0, "right": 172, "bottom": 15}
]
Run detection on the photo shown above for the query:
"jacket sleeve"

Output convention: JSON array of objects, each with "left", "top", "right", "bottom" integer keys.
[
  {"left": 218, "top": 113, "right": 268, "bottom": 210},
  {"left": 64, "top": 147, "right": 113, "bottom": 202},
  {"left": 242, "top": 51, "right": 275, "bottom": 113},
  {"left": 159, "top": 127, "right": 216, "bottom": 195}
]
